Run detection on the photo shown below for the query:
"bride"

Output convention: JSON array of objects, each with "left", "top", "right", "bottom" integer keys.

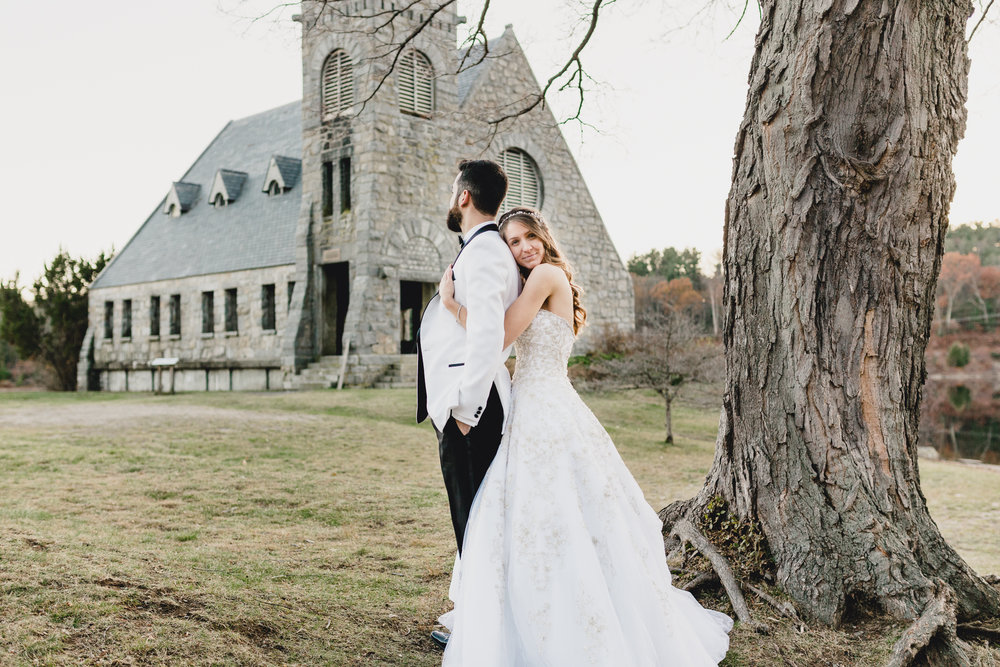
[{"left": 435, "top": 206, "right": 733, "bottom": 666}]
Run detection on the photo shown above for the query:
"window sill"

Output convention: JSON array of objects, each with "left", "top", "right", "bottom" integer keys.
[
  {"left": 121, "top": 337, "right": 132, "bottom": 343},
  {"left": 401, "top": 109, "right": 433, "bottom": 120},
  {"left": 224, "top": 331, "right": 239, "bottom": 337},
  {"left": 262, "top": 329, "right": 277, "bottom": 336},
  {"left": 149, "top": 335, "right": 160, "bottom": 341},
  {"left": 168, "top": 334, "right": 181, "bottom": 341},
  {"left": 201, "top": 333, "right": 214, "bottom": 339}
]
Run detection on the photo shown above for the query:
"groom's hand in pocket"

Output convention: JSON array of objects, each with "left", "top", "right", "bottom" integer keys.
[{"left": 456, "top": 420, "right": 472, "bottom": 436}]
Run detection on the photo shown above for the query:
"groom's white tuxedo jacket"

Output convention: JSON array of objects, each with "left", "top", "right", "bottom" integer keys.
[{"left": 419, "top": 222, "right": 520, "bottom": 432}]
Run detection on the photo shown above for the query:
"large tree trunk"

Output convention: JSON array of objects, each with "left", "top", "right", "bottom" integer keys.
[{"left": 670, "top": 0, "right": 1000, "bottom": 626}]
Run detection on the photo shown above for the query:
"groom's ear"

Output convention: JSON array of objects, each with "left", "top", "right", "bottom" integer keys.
[{"left": 458, "top": 189, "right": 471, "bottom": 207}]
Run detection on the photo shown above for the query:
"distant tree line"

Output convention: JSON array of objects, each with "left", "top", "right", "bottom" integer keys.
[
  {"left": 626, "top": 247, "right": 722, "bottom": 337},
  {"left": 581, "top": 222, "right": 999, "bottom": 443},
  {"left": 0, "top": 249, "right": 112, "bottom": 390},
  {"left": 625, "top": 220, "right": 1000, "bottom": 338},
  {"left": 936, "top": 221, "right": 1000, "bottom": 332},
  {"left": 571, "top": 246, "right": 724, "bottom": 443},
  {"left": 0, "top": 339, "right": 17, "bottom": 383}
]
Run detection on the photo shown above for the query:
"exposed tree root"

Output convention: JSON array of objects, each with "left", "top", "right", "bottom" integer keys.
[
  {"left": 885, "top": 582, "right": 971, "bottom": 667},
  {"left": 670, "top": 518, "right": 765, "bottom": 632},
  {"left": 665, "top": 545, "right": 683, "bottom": 567},
  {"left": 681, "top": 571, "right": 719, "bottom": 593},
  {"left": 658, "top": 499, "right": 690, "bottom": 556},
  {"left": 956, "top": 622, "right": 1000, "bottom": 643},
  {"left": 746, "top": 583, "right": 800, "bottom": 622}
]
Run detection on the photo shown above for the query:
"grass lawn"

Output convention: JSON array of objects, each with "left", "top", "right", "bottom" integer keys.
[{"left": 1, "top": 387, "right": 997, "bottom": 666}]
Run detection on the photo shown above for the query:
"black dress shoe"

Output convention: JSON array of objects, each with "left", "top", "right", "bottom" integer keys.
[{"left": 430, "top": 629, "right": 450, "bottom": 648}]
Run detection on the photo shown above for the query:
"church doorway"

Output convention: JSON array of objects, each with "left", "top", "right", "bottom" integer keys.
[
  {"left": 400, "top": 280, "right": 436, "bottom": 354},
  {"left": 322, "top": 262, "right": 350, "bottom": 355}
]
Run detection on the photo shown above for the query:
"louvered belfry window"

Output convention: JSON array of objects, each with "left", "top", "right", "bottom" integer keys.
[
  {"left": 398, "top": 50, "right": 434, "bottom": 115},
  {"left": 322, "top": 49, "right": 354, "bottom": 120},
  {"left": 501, "top": 149, "right": 542, "bottom": 209}
]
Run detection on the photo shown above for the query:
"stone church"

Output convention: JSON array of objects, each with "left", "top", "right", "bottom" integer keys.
[{"left": 79, "top": 1, "right": 633, "bottom": 392}]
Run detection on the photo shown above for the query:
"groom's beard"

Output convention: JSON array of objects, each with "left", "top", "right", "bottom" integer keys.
[{"left": 446, "top": 204, "right": 462, "bottom": 233}]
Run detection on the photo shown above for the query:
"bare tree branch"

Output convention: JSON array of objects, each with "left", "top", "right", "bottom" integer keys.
[
  {"left": 968, "top": 0, "right": 995, "bottom": 42},
  {"left": 456, "top": 0, "right": 490, "bottom": 72},
  {"left": 238, "top": 0, "right": 614, "bottom": 138},
  {"left": 486, "top": 0, "right": 613, "bottom": 128},
  {"left": 724, "top": 0, "right": 751, "bottom": 41}
]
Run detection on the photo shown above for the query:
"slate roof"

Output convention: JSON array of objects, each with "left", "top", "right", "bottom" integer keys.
[
  {"left": 457, "top": 41, "right": 491, "bottom": 105},
  {"left": 93, "top": 100, "right": 302, "bottom": 289}
]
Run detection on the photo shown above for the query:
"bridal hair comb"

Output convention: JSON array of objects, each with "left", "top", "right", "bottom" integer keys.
[{"left": 498, "top": 208, "right": 544, "bottom": 227}]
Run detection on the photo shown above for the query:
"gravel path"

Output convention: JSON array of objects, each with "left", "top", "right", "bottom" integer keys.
[{"left": 0, "top": 399, "right": 322, "bottom": 428}]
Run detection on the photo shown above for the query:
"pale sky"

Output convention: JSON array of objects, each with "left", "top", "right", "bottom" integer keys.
[{"left": 1, "top": 1, "right": 997, "bottom": 283}]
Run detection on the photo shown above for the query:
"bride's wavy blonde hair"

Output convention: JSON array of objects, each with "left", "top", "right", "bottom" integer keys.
[{"left": 498, "top": 206, "right": 587, "bottom": 334}]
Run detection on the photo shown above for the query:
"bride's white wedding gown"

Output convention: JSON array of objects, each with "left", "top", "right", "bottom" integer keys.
[{"left": 440, "top": 309, "right": 733, "bottom": 666}]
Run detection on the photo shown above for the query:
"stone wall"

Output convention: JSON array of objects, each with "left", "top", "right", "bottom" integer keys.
[
  {"left": 456, "top": 28, "right": 635, "bottom": 348},
  {"left": 297, "top": 4, "right": 632, "bottom": 361},
  {"left": 297, "top": 0, "right": 463, "bottom": 358},
  {"left": 84, "top": 264, "right": 296, "bottom": 391}
]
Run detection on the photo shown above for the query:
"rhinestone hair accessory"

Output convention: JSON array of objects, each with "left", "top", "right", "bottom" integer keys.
[{"left": 498, "top": 208, "right": 544, "bottom": 227}]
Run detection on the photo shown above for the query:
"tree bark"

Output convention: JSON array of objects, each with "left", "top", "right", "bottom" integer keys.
[
  {"left": 670, "top": 0, "right": 1000, "bottom": 625},
  {"left": 663, "top": 389, "right": 674, "bottom": 444}
]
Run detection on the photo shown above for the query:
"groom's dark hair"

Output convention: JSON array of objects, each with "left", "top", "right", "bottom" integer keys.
[{"left": 456, "top": 159, "right": 508, "bottom": 216}]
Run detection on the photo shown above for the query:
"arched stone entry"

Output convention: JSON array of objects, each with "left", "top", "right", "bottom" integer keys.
[{"left": 385, "top": 221, "right": 455, "bottom": 353}]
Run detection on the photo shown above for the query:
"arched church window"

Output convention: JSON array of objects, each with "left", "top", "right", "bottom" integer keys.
[
  {"left": 213, "top": 192, "right": 227, "bottom": 208},
  {"left": 398, "top": 50, "right": 434, "bottom": 116},
  {"left": 268, "top": 180, "right": 282, "bottom": 197},
  {"left": 500, "top": 148, "right": 542, "bottom": 209},
  {"left": 322, "top": 49, "right": 354, "bottom": 120}
]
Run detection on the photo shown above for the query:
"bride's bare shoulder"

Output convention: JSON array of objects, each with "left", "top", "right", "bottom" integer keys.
[{"left": 527, "top": 263, "right": 567, "bottom": 285}]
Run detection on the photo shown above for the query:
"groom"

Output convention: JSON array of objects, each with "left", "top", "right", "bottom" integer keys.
[{"left": 417, "top": 159, "right": 520, "bottom": 559}]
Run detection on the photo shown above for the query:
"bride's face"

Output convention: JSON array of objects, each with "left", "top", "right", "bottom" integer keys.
[{"left": 504, "top": 220, "right": 544, "bottom": 270}]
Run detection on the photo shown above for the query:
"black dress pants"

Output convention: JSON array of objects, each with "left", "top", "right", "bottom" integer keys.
[{"left": 436, "top": 384, "right": 504, "bottom": 555}]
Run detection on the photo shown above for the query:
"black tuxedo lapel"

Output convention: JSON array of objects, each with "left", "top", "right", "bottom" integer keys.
[
  {"left": 416, "top": 326, "right": 428, "bottom": 423},
  {"left": 450, "top": 223, "right": 498, "bottom": 278}
]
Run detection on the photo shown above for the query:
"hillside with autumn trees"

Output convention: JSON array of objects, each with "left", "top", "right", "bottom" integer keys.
[
  {"left": 923, "top": 221, "right": 1000, "bottom": 463},
  {"left": 618, "top": 221, "right": 998, "bottom": 461}
]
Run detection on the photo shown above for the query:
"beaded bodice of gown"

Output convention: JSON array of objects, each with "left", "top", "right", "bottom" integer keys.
[{"left": 511, "top": 309, "right": 575, "bottom": 386}]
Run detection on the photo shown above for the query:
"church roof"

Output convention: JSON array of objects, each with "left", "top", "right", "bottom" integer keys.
[
  {"left": 93, "top": 100, "right": 302, "bottom": 289},
  {"left": 457, "top": 40, "right": 491, "bottom": 105}
]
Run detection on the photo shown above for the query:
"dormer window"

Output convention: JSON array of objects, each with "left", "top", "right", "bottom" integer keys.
[
  {"left": 163, "top": 182, "right": 201, "bottom": 216},
  {"left": 208, "top": 169, "right": 248, "bottom": 207},
  {"left": 261, "top": 155, "right": 302, "bottom": 196}
]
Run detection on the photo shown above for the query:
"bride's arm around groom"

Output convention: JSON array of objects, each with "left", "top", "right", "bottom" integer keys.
[{"left": 449, "top": 234, "right": 519, "bottom": 431}]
